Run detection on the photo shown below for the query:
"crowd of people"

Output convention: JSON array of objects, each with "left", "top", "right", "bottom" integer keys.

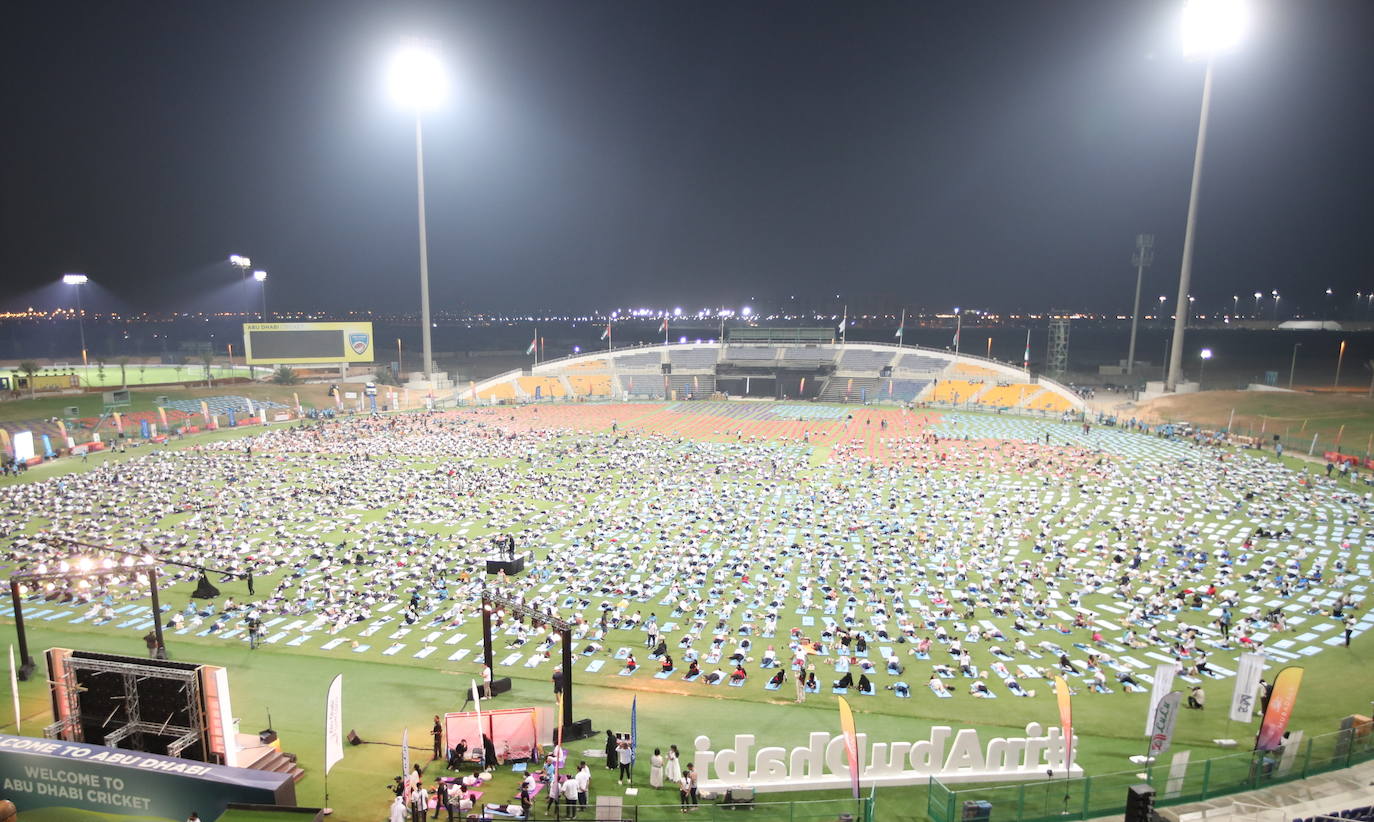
[{"left": 2, "top": 403, "right": 1368, "bottom": 816}]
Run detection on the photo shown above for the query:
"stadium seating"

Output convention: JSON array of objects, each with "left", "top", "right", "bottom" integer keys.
[
  {"left": 817, "top": 376, "right": 884, "bottom": 403},
  {"left": 838, "top": 349, "right": 897, "bottom": 371},
  {"left": 612, "top": 352, "right": 662, "bottom": 369},
  {"left": 516, "top": 377, "right": 567, "bottom": 399},
  {"left": 668, "top": 348, "right": 719, "bottom": 368},
  {"left": 780, "top": 347, "right": 838, "bottom": 366},
  {"left": 973, "top": 384, "right": 1036, "bottom": 408},
  {"left": 620, "top": 374, "right": 666, "bottom": 398},
  {"left": 478, "top": 382, "right": 517, "bottom": 402},
  {"left": 927, "top": 379, "right": 984, "bottom": 404},
  {"left": 567, "top": 375, "right": 613, "bottom": 397},
  {"left": 949, "top": 362, "right": 999, "bottom": 377},
  {"left": 667, "top": 375, "right": 715, "bottom": 396},
  {"left": 896, "top": 353, "right": 947, "bottom": 373},
  {"left": 723, "top": 346, "right": 778, "bottom": 362},
  {"left": 886, "top": 379, "right": 930, "bottom": 402},
  {"left": 563, "top": 359, "right": 608, "bottom": 371},
  {"left": 1026, "top": 390, "right": 1074, "bottom": 413},
  {"left": 164, "top": 396, "right": 287, "bottom": 415}
]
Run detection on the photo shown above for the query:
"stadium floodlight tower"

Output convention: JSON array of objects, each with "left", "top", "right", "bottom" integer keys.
[
  {"left": 61, "top": 273, "right": 89, "bottom": 366},
  {"left": 389, "top": 41, "right": 448, "bottom": 386},
  {"left": 252, "top": 269, "right": 268, "bottom": 320},
  {"left": 1165, "top": 0, "right": 1247, "bottom": 392}
]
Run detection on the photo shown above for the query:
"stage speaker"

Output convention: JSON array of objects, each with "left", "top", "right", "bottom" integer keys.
[
  {"left": 880, "top": 365, "right": 893, "bottom": 377},
  {"left": 961, "top": 800, "right": 991, "bottom": 821},
  {"left": 724, "top": 786, "right": 755, "bottom": 805},
  {"left": 258, "top": 729, "right": 278, "bottom": 745},
  {"left": 562, "top": 718, "right": 594, "bottom": 740},
  {"left": 347, "top": 730, "right": 363, "bottom": 746},
  {"left": 661, "top": 363, "right": 672, "bottom": 374},
  {"left": 1124, "top": 783, "right": 1154, "bottom": 822},
  {"left": 490, "top": 676, "right": 513, "bottom": 696}
]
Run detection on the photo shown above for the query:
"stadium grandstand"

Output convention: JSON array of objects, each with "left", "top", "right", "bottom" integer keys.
[{"left": 462, "top": 328, "right": 1087, "bottom": 413}]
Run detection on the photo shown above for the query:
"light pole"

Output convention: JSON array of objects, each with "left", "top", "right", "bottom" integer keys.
[
  {"left": 1288, "top": 342, "right": 1301, "bottom": 389},
  {"left": 252, "top": 270, "right": 268, "bottom": 320},
  {"left": 1166, "top": 0, "right": 1247, "bottom": 391},
  {"left": 389, "top": 42, "right": 447, "bottom": 386},
  {"left": 1271, "top": 290, "right": 1280, "bottom": 321},
  {"left": 1199, "top": 348, "right": 1212, "bottom": 387},
  {"left": 1127, "top": 234, "right": 1153, "bottom": 376},
  {"left": 1253, "top": 291, "right": 1262, "bottom": 318},
  {"left": 62, "top": 273, "right": 89, "bottom": 366},
  {"left": 229, "top": 254, "right": 252, "bottom": 313},
  {"left": 1231, "top": 295, "right": 1238, "bottom": 318}
]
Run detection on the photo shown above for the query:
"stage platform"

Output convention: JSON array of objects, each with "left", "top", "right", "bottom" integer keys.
[{"left": 485, "top": 554, "right": 525, "bottom": 575}]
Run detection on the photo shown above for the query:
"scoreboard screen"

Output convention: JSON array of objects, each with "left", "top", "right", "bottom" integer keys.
[{"left": 242, "top": 322, "right": 374, "bottom": 365}]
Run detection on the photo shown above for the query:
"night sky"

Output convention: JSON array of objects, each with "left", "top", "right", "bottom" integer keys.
[{"left": 3, "top": 1, "right": 1372, "bottom": 316}]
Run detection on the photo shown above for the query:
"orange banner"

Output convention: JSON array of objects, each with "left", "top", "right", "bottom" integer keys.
[
  {"left": 157, "top": 407, "right": 168, "bottom": 428},
  {"left": 1256, "top": 667, "right": 1303, "bottom": 751},
  {"left": 1054, "top": 675, "right": 1073, "bottom": 774},
  {"left": 837, "top": 696, "right": 861, "bottom": 798}
]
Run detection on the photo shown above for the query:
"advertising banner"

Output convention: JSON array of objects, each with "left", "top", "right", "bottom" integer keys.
[
  {"left": 325, "top": 674, "right": 343, "bottom": 775},
  {"left": 1256, "top": 667, "right": 1304, "bottom": 752},
  {"left": 1145, "top": 664, "right": 1176, "bottom": 735},
  {"left": 0, "top": 733, "right": 293, "bottom": 822},
  {"left": 1147, "top": 691, "right": 1183, "bottom": 759},
  {"left": 1229, "top": 652, "right": 1265, "bottom": 723}
]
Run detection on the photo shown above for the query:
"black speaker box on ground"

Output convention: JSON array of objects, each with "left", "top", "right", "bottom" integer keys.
[
  {"left": 724, "top": 786, "right": 755, "bottom": 805},
  {"left": 259, "top": 729, "right": 278, "bottom": 745},
  {"left": 490, "top": 676, "right": 513, "bottom": 696},
  {"left": 347, "top": 729, "right": 363, "bottom": 745},
  {"left": 1125, "top": 783, "right": 1155, "bottom": 822},
  {"left": 561, "top": 718, "right": 594, "bottom": 740}
]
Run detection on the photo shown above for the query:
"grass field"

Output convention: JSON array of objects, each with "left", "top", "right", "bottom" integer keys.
[
  {"left": 2, "top": 401, "right": 1372, "bottom": 822},
  {"left": 1136, "top": 389, "right": 1374, "bottom": 456}
]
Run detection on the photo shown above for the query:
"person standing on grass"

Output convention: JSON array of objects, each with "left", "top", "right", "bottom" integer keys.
[
  {"left": 431, "top": 715, "right": 442, "bottom": 761},
  {"left": 576, "top": 760, "right": 591, "bottom": 810},
  {"left": 562, "top": 772, "right": 581, "bottom": 818},
  {"left": 649, "top": 748, "right": 665, "bottom": 789}
]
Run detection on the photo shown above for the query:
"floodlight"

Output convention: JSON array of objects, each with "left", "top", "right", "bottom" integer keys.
[
  {"left": 389, "top": 43, "right": 447, "bottom": 110},
  {"left": 1182, "top": 0, "right": 1248, "bottom": 58},
  {"left": 62, "top": 273, "right": 88, "bottom": 285},
  {"left": 252, "top": 270, "right": 268, "bottom": 282},
  {"left": 741, "top": 306, "right": 752, "bottom": 317},
  {"left": 1200, "top": 348, "right": 1213, "bottom": 360},
  {"left": 228, "top": 255, "right": 252, "bottom": 268}
]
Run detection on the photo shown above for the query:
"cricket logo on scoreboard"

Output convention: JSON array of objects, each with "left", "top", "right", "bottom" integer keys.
[{"left": 349, "top": 332, "right": 370, "bottom": 356}]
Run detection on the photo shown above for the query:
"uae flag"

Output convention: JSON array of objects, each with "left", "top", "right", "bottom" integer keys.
[
  {"left": 659, "top": 317, "right": 669, "bottom": 334},
  {"left": 600, "top": 323, "right": 611, "bottom": 340},
  {"left": 525, "top": 335, "right": 537, "bottom": 355}
]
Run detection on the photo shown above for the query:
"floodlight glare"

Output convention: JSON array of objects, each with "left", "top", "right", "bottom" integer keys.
[
  {"left": 1183, "top": 0, "right": 1247, "bottom": 58},
  {"left": 389, "top": 43, "right": 447, "bottom": 110},
  {"left": 252, "top": 270, "right": 268, "bottom": 282},
  {"left": 62, "top": 273, "right": 88, "bottom": 285},
  {"left": 1200, "top": 348, "right": 1213, "bottom": 359},
  {"left": 228, "top": 254, "right": 251, "bottom": 268}
]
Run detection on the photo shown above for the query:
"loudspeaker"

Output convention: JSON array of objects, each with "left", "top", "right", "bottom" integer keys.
[
  {"left": 561, "top": 718, "right": 594, "bottom": 740},
  {"left": 961, "top": 800, "right": 991, "bottom": 821},
  {"left": 258, "top": 729, "right": 278, "bottom": 745},
  {"left": 347, "top": 730, "right": 363, "bottom": 746},
  {"left": 724, "top": 787, "right": 755, "bottom": 805},
  {"left": 490, "top": 676, "right": 513, "bottom": 696},
  {"left": 1124, "top": 783, "right": 1154, "bottom": 822},
  {"left": 661, "top": 363, "right": 672, "bottom": 374}
]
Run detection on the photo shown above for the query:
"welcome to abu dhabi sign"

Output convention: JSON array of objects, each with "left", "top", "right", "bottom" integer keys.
[
  {"left": 0, "top": 734, "right": 295, "bottom": 822},
  {"left": 695, "top": 722, "right": 1081, "bottom": 792}
]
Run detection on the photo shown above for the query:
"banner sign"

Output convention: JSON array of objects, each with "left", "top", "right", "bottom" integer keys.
[
  {"left": 325, "top": 674, "right": 343, "bottom": 775},
  {"left": 837, "top": 696, "right": 861, "bottom": 798},
  {"left": 1148, "top": 691, "right": 1183, "bottom": 759},
  {"left": 1145, "top": 664, "right": 1176, "bottom": 735},
  {"left": 1229, "top": 652, "right": 1265, "bottom": 723},
  {"left": 1256, "top": 667, "right": 1304, "bottom": 752},
  {"left": 0, "top": 733, "right": 293, "bottom": 822},
  {"left": 1054, "top": 675, "right": 1074, "bottom": 776}
]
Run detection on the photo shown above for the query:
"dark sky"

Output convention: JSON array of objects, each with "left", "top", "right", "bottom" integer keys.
[{"left": 3, "top": 0, "right": 1372, "bottom": 316}]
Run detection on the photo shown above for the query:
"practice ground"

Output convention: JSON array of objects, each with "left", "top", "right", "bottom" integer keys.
[
  {"left": 1134, "top": 389, "right": 1374, "bottom": 456},
  {"left": 2, "top": 400, "right": 1372, "bottom": 822}
]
